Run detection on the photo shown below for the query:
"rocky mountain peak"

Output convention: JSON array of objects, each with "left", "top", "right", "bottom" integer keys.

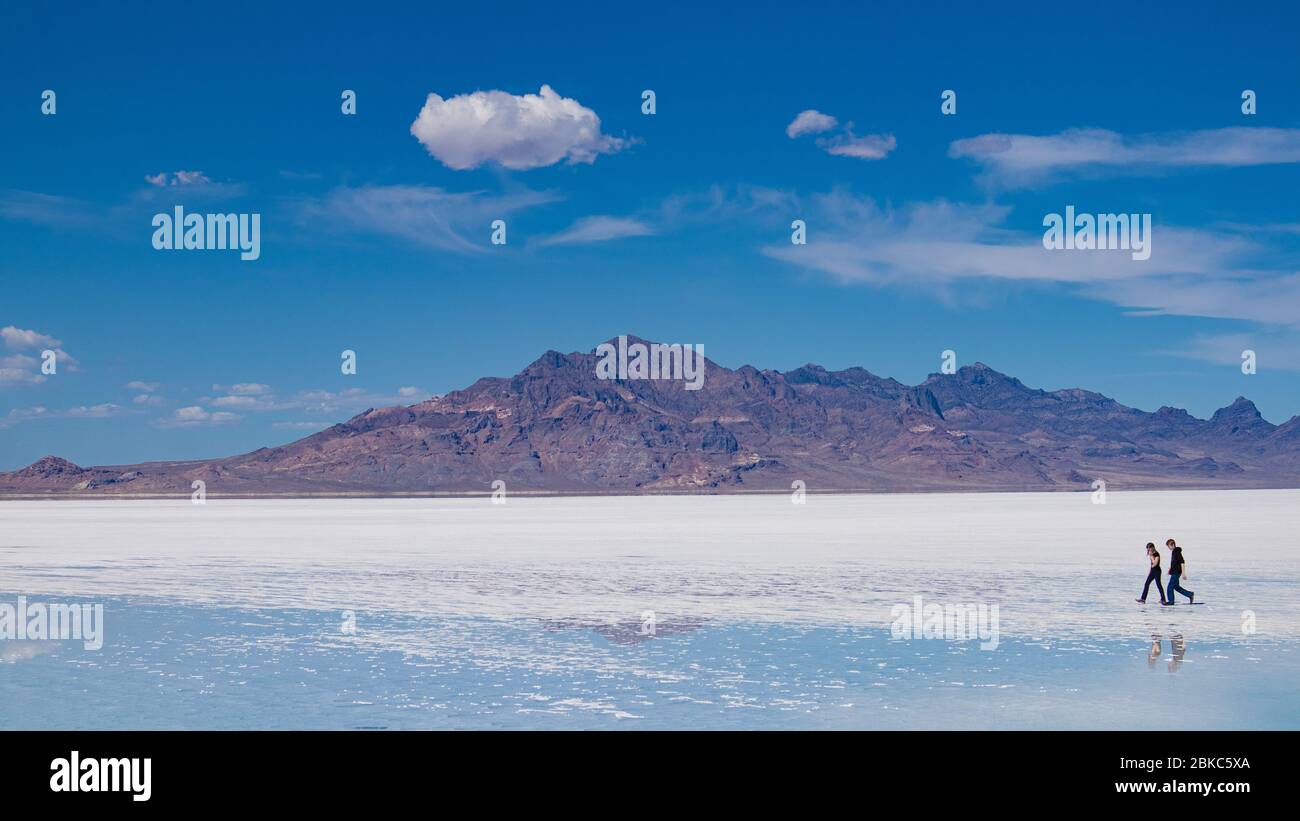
[
  {"left": 1210, "top": 397, "right": 1274, "bottom": 434},
  {"left": 14, "top": 455, "right": 86, "bottom": 478}
]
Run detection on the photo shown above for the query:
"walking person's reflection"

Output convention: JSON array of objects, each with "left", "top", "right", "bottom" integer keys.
[
  {"left": 1167, "top": 634, "right": 1186, "bottom": 673},
  {"left": 1147, "top": 634, "right": 1162, "bottom": 668}
]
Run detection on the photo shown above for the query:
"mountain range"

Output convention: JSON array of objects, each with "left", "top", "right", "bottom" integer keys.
[{"left": 4, "top": 335, "right": 1299, "bottom": 496}]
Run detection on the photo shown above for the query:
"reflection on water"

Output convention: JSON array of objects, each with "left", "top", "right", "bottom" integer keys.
[
  {"left": 1169, "top": 634, "right": 1186, "bottom": 672},
  {"left": 0, "top": 641, "right": 55, "bottom": 664},
  {"left": 1, "top": 599, "right": 1296, "bottom": 730},
  {"left": 1147, "top": 633, "right": 1187, "bottom": 672}
]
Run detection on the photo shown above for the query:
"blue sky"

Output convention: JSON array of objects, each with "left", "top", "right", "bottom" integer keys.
[{"left": 2, "top": 0, "right": 1299, "bottom": 470}]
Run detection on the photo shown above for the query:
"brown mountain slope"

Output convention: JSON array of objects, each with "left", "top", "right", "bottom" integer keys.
[{"left": 3, "top": 335, "right": 1298, "bottom": 496}]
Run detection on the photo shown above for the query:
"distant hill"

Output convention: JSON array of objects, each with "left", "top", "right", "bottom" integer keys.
[{"left": 4, "top": 335, "right": 1299, "bottom": 496}]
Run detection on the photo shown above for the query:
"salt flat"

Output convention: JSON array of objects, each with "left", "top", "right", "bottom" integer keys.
[{"left": 3, "top": 489, "right": 1297, "bottom": 642}]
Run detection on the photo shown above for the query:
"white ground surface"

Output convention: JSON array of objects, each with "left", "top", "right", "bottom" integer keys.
[{"left": 3, "top": 489, "right": 1296, "bottom": 642}]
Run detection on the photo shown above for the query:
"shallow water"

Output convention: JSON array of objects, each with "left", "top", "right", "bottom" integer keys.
[{"left": 1, "top": 491, "right": 1297, "bottom": 728}]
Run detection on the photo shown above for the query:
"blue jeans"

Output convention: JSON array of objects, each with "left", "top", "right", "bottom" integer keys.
[
  {"left": 1141, "top": 568, "right": 1166, "bottom": 603},
  {"left": 1168, "top": 573, "right": 1194, "bottom": 602}
]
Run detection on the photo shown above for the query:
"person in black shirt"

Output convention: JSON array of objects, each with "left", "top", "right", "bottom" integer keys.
[
  {"left": 1137, "top": 542, "right": 1168, "bottom": 604},
  {"left": 1165, "top": 538, "right": 1195, "bottom": 604}
]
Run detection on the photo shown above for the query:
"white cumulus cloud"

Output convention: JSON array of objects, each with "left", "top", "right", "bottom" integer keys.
[{"left": 409, "top": 85, "right": 627, "bottom": 170}]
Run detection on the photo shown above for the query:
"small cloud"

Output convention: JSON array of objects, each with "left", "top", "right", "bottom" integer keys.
[
  {"left": 133, "top": 394, "right": 165, "bottom": 407},
  {"left": 0, "top": 403, "right": 121, "bottom": 427},
  {"left": 209, "top": 394, "right": 278, "bottom": 410},
  {"left": 145, "top": 170, "right": 213, "bottom": 187},
  {"left": 410, "top": 84, "right": 627, "bottom": 170},
  {"left": 786, "top": 110, "right": 838, "bottom": 139},
  {"left": 1, "top": 326, "right": 59, "bottom": 350},
  {"left": 125, "top": 380, "right": 160, "bottom": 392},
  {"left": 536, "top": 215, "right": 655, "bottom": 247},
  {"left": 398, "top": 386, "right": 423, "bottom": 398},
  {"left": 785, "top": 112, "right": 896, "bottom": 161},
  {"left": 817, "top": 129, "right": 897, "bottom": 160},
  {"left": 157, "top": 406, "right": 241, "bottom": 428},
  {"left": 209, "top": 382, "right": 271, "bottom": 397},
  {"left": 0, "top": 406, "right": 46, "bottom": 428},
  {"left": 62, "top": 403, "right": 122, "bottom": 419},
  {"left": 173, "top": 171, "right": 210, "bottom": 185}
]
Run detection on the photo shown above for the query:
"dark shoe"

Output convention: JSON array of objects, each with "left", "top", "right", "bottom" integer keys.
[
  {"left": 1189, "top": 593, "right": 1194, "bottom": 604},
  {"left": 1160, "top": 600, "right": 1172, "bottom": 606},
  {"left": 1136, "top": 599, "right": 1146, "bottom": 603}
]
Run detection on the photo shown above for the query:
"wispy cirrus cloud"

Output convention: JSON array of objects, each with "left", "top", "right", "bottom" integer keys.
[
  {"left": 950, "top": 127, "right": 1300, "bottom": 187},
  {"left": 760, "top": 189, "right": 1300, "bottom": 329},
  {"left": 535, "top": 215, "right": 655, "bottom": 247},
  {"left": 0, "top": 403, "right": 124, "bottom": 429},
  {"left": 534, "top": 185, "right": 802, "bottom": 250},
  {"left": 1, "top": 172, "right": 247, "bottom": 235},
  {"left": 1159, "top": 330, "right": 1300, "bottom": 374},
  {"left": 1088, "top": 272, "right": 1300, "bottom": 327},
  {"left": 0, "top": 191, "right": 98, "bottom": 227},
  {"left": 298, "top": 184, "right": 559, "bottom": 253},
  {"left": 410, "top": 85, "right": 628, "bottom": 171}
]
